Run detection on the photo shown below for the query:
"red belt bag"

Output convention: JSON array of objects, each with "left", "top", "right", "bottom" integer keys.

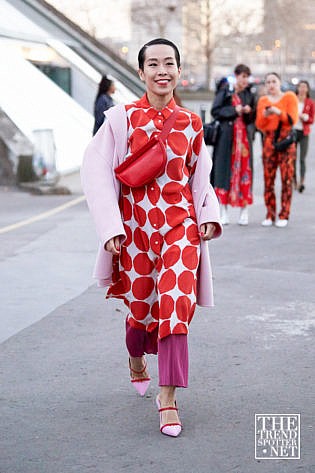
[{"left": 115, "top": 106, "right": 179, "bottom": 188}]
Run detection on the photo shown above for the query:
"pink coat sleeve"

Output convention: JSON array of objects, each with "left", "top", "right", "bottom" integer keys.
[
  {"left": 81, "top": 121, "right": 126, "bottom": 249},
  {"left": 191, "top": 141, "right": 222, "bottom": 238}
]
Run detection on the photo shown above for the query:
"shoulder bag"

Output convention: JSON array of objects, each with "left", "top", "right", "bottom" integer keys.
[
  {"left": 273, "top": 114, "right": 297, "bottom": 152},
  {"left": 115, "top": 106, "right": 180, "bottom": 188},
  {"left": 203, "top": 119, "right": 221, "bottom": 146}
]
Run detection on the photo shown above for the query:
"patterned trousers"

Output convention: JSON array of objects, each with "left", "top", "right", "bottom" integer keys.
[{"left": 262, "top": 132, "right": 296, "bottom": 220}]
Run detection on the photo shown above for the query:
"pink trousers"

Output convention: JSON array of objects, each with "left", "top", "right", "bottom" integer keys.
[{"left": 125, "top": 318, "right": 188, "bottom": 387}]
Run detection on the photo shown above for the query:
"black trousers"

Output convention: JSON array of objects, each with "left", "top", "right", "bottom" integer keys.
[{"left": 294, "top": 130, "right": 309, "bottom": 182}]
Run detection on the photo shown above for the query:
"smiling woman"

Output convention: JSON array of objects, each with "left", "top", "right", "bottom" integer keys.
[{"left": 81, "top": 38, "right": 222, "bottom": 438}]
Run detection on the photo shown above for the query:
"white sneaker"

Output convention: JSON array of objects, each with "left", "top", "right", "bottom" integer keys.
[
  {"left": 238, "top": 207, "right": 248, "bottom": 225},
  {"left": 261, "top": 218, "right": 273, "bottom": 227},
  {"left": 275, "top": 219, "right": 288, "bottom": 228},
  {"left": 220, "top": 205, "right": 229, "bottom": 225}
]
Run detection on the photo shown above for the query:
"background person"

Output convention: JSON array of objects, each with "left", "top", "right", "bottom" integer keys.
[
  {"left": 81, "top": 38, "right": 222, "bottom": 438},
  {"left": 92, "top": 75, "right": 115, "bottom": 135},
  {"left": 293, "top": 80, "right": 314, "bottom": 193},
  {"left": 256, "top": 72, "right": 298, "bottom": 228},
  {"left": 211, "top": 64, "right": 256, "bottom": 226}
]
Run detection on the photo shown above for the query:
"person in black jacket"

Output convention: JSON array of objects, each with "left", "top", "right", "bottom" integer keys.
[
  {"left": 211, "top": 64, "right": 256, "bottom": 225},
  {"left": 92, "top": 75, "right": 115, "bottom": 135}
]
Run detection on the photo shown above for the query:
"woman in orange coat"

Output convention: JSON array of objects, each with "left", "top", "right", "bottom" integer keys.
[{"left": 256, "top": 72, "right": 298, "bottom": 227}]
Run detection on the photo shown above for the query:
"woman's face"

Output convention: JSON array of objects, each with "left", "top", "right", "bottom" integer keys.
[
  {"left": 297, "top": 82, "right": 308, "bottom": 96},
  {"left": 235, "top": 72, "right": 249, "bottom": 91},
  {"left": 265, "top": 74, "right": 281, "bottom": 95},
  {"left": 109, "top": 82, "right": 116, "bottom": 94},
  {"left": 138, "top": 44, "right": 181, "bottom": 100}
]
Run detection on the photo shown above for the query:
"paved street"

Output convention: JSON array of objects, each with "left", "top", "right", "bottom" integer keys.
[{"left": 0, "top": 133, "right": 314, "bottom": 473}]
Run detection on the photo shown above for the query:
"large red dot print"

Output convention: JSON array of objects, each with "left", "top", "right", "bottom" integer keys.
[
  {"left": 165, "top": 206, "right": 188, "bottom": 227},
  {"left": 158, "top": 269, "right": 176, "bottom": 294},
  {"left": 148, "top": 208, "right": 165, "bottom": 229},
  {"left": 165, "top": 224, "right": 185, "bottom": 245},
  {"left": 123, "top": 224, "right": 132, "bottom": 247},
  {"left": 178, "top": 271, "right": 195, "bottom": 294},
  {"left": 132, "top": 277, "right": 155, "bottom": 300},
  {"left": 167, "top": 131, "right": 188, "bottom": 156},
  {"left": 147, "top": 182, "right": 161, "bottom": 205},
  {"left": 120, "top": 247, "right": 132, "bottom": 271},
  {"left": 150, "top": 232, "right": 163, "bottom": 255},
  {"left": 129, "top": 129, "right": 149, "bottom": 153},
  {"left": 121, "top": 197, "right": 132, "bottom": 221},
  {"left": 192, "top": 131, "right": 203, "bottom": 156},
  {"left": 131, "top": 187, "right": 145, "bottom": 203},
  {"left": 159, "top": 320, "right": 171, "bottom": 338},
  {"left": 163, "top": 245, "right": 181, "bottom": 269},
  {"left": 151, "top": 301, "right": 159, "bottom": 320},
  {"left": 182, "top": 246, "right": 199, "bottom": 270},
  {"left": 160, "top": 294, "right": 174, "bottom": 319},
  {"left": 130, "top": 301, "right": 150, "bottom": 320},
  {"left": 191, "top": 114, "right": 202, "bottom": 132},
  {"left": 173, "top": 111, "right": 190, "bottom": 131},
  {"left": 133, "top": 204, "right": 147, "bottom": 227},
  {"left": 133, "top": 253, "right": 154, "bottom": 275},
  {"left": 186, "top": 223, "right": 199, "bottom": 245},
  {"left": 130, "top": 109, "right": 151, "bottom": 129},
  {"left": 166, "top": 158, "right": 184, "bottom": 181},
  {"left": 175, "top": 295, "right": 191, "bottom": 322},
  {"left": 172, "top": 322, "right": 188, "bottom": 335},
  {"left": 161, "top": 182, "right": 183, "bottom": 205},
  {"left": 134, "top": 227, "right": 149, "bottom": 251}
]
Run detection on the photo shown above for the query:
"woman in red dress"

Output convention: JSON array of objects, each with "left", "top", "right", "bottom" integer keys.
[
  {"left": 211, "top": 64, "right": 256, "bottom": 225},
  {"left": 82, "top": 39, "right": 222, "bottom": 437}
]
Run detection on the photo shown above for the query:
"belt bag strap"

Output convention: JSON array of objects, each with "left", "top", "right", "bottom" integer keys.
[{"left": 158, "top": 105, "right": 180, "bottom": 141}]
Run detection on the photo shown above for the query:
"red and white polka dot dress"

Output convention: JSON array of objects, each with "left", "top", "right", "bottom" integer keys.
[{"left": 107, "top": 94, "right": 204, "bottom": 339}]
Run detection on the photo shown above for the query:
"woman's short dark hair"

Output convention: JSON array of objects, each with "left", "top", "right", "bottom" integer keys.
[
  {"left": 96, "top": 75, "right": 113, "bottom": 100},
  {"left": 296, "top": 80, "right": 310, "bottom": 98},
  {"left": 234, "top": 64, "right": 251, "bottom": 76},
  {"left": 138, "top": 38, "right": 181, "bottom": 70},
  {"left": 265, "top": 72, "right": 281, "bottom": 81}
]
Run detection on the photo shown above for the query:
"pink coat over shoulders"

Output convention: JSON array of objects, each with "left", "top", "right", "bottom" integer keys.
[{"left": 81, "top": 103, "right": 222, "bottom": 307}]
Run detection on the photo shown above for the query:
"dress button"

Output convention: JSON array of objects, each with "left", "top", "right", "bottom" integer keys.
[
  {"left": 151, "top": 187, "right": 154, "bottom": 190},
  {"left": 158, "top": 112, "right": 162, "bottom": 115},
  {"left": 155, "top": 241, "right": 159, "bottom": 244},
  {"left": 153, "top": 224, "right": 157, "bottom": 227}
]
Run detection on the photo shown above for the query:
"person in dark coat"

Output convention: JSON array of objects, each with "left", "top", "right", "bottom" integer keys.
[
  {"left": 211, "top": 64, "right": 256, "bottom": 225},
  {"left": 93, "top": 75, "right": 115, "bottom": 135}
]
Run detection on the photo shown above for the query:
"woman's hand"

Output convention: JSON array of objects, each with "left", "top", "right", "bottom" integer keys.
[
  {"left": 199, "top": 223, "right": 216, "bottom": 241},
  {"left": 235, "top": 104, "right": 243, "bottom": 115},
  {"left": 242, "top": 105, "right": 251, "bottom": 114},
  {"left": 105, "top": 236, "right": 121, "bottom": 255},
  {"left": 266, "top": 106, "right": 281, "bottom": 116}
]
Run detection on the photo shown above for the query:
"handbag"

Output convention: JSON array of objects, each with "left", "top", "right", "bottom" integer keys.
[
  {"left": 273, "top": 114, "right": 297, "bottom": 152},
  {"left": 115, "top": 106, "right": 180, "bottom": 188},
  {"left": 203, "top": 119, "right": 221, "bottom": 146}
]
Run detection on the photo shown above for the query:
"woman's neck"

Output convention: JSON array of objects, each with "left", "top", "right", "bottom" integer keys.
[
  {"left": 298, "top": 94, "right": 306, "bottom": 102},
  {"left": 268, "top": 91, "right": 283, "bottom": 101},
  {"left": 146, "top": 91, "right": 173, "bottom": 110},
  {"left": 235, "top": 85, "right": 244, "bottom": 94}
]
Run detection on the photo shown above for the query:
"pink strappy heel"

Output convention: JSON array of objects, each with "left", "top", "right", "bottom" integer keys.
[
  {"left": 156, "top": 395, "right": 182, "bottom": 437},
  {"left": 129, "top": 358, "right": 150, "bottom": 396}
]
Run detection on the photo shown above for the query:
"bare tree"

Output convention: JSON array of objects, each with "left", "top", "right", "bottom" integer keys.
[{"left": 131, "top": 0, "right": 261, "bottom": 88}]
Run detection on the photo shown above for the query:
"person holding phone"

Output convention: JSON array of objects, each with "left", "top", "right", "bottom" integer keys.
[{"left": 211, "top": 64, "right": 256, "bottom": 226}]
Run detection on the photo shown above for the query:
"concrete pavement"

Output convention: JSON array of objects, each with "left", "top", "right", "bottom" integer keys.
[{"left": 0, "top": 135, "right": 315, "bottom": 472}]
